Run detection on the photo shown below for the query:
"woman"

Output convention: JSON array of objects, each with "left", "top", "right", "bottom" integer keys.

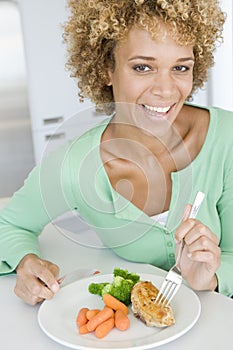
[{"left": 0, "top": 0, "right": 231, "bottom": 305}]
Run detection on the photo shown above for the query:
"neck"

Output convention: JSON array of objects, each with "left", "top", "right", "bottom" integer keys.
[{"left": 107, "top": 115, "right": 187, "bottom": 157}]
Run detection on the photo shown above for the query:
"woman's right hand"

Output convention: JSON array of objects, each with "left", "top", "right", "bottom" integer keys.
[{"left": 14, "top": 254, "right": 60, "bottom": 305}]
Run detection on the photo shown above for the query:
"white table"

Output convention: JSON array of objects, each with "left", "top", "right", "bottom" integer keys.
[{"left": 1, "top": 219, "right": 233, "bottom": 350}]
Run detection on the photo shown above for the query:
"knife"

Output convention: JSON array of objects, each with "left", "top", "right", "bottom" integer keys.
[{"left": 58, "top": 268, "right": 100, "bottom": 287}]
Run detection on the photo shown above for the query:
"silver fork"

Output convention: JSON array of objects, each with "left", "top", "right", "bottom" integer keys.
[{"left": 155, "top": 191, "right": 205, "bottom": 306}]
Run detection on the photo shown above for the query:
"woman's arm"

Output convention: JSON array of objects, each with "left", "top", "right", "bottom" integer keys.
[
  {"left": 175, "top": 153, "right": 233, "bottom": 297},
  {"left": 0, "top": 144, "right": 74, "bottom": 303},
  {"left": 215, "top": 155, "right": 233, "bottom": 296}
]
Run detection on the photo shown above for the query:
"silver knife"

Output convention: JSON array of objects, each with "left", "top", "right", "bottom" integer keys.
[{"left": 58, "top": 268, "right": 100, "bottom": 287}]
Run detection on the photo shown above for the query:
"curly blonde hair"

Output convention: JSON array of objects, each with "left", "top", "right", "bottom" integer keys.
[{"left": 63, "top": 0, "right": 225, "bottom": 113}]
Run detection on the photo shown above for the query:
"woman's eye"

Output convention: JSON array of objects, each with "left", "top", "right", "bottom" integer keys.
[
  {"left": 133, "top": 64, "right": 151, "bottom": 72},
  {"left": 173, "top": 65, "right": 190, "bottom": 72}
]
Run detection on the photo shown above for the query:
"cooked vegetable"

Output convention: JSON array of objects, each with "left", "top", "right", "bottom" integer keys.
[
  {"left": 76, "top": 302, "right": 130, "bottom": 338},
  {"left": 86, "top": 309, "right": 100, "bottom": 320},
  {"left": 101, "top": 276, "right": 134, "bottom": 305},
  {"left": 103, "top": 293, "right": 129, "bottom": 315},
  {"left": 86, "top": 306, "right": 114, "bottom": 332},
  {"left": 114, "top": 309, "right": 130, "bottom": 331},
  {"left": 76, "top": 268, "right": 139, "bottom": 338},
  {"left": 76, "top": 307, "right": 89, "bottom": 327},
  {"left": 88, "top": 268, "right": 140, "bottom": 305},
  {"left": 78, "top": 324, "right": 90, "bottom": 334},
  {"left": 95, "top": 317, "right": 115, "bottom": 338},
  {"left": 88, "top": 282, "right": 108, "bottom": 296},
  {"left": 113, "top": 268, "right": 140, "bottom": 284}
]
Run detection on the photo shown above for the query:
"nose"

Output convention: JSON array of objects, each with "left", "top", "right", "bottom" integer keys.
[{"left": 150, "top": 71, "right": 175, "bottom": 98}]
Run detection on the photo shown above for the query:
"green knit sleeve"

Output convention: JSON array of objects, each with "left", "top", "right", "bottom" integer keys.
[
  {"left": 216, "top": 153, "right": 233, "bottom": 297},
  {"left": 0, "top": 143, "right": 74, "bottom": 274}
]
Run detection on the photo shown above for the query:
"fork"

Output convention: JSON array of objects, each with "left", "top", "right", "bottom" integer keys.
[{"left": 155, "top": 191, "right": 205, "bottom": 306}]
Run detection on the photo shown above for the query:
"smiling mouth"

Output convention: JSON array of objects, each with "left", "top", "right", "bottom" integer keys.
[{"left": 143, "top": 104, "right": 173, "bottom": 114}]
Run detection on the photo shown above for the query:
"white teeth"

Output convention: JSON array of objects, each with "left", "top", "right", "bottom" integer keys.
[{"left": 144, "top": 105, "right": 171, "bottom": 113}]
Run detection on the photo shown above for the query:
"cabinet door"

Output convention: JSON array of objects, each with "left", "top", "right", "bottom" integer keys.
[{"left": 32, "top": 109, "right": 107, "bottom": 163}]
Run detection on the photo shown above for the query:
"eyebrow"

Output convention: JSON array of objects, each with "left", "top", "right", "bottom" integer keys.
[
  {"left": 128, "top": 56, "right": 195, "bottom": 62},
  {"left": 128, "top": 56, "right": 156, "bottom": 61},
  {"left": 177, "top": 57, "right": 195, "bottom": 62}
]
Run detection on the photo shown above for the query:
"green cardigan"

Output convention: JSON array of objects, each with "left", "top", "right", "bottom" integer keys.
[{"left": 0, "top": 105, "right": 233, "bottom": 297}]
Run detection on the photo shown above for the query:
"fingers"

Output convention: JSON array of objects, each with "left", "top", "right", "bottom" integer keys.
[
  {"left": 187, "top": 234, "right": 220, "bottom": 255},
  {"left": 175, "top": 219, "right": 220, "bottom": 271},
  {"left": 14, "top": 277, "right": 54, "bottom": 305},
  {"left": 34, "top": 260, "right": 60, "bottom": 293},
  {"left": 174, "top": 204, "right": 220, "bottom": 291},
  {"left": 14, "top": 254, "right": 60, "bottom": 305},
  {"left": 182, "top": 204, "right": 192, "bottom": 221},
  {"left": 175, "top": 219, "right": 219, "bottom": 246}
]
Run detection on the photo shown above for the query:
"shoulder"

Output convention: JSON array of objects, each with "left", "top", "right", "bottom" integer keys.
[
  {"left": 186, "top": 103, "right": 233, "bottom": 132},
  {"left": 207, "top": 107, "right": 233, "bottom": 163},
  {"left": 61, "top": 118, "right": 110, "bottom": 165},
  {"left": 185, "top": 104, "right": 233, "bottom": 157},
  {"left": 39, "top": 119, "right": 110, "bottom": 172},
  {"left": 185, "top": 103, "right": 233, "bottom": 118},
  {"left": 208, "top": 106, "right": 233, "bottom": 136}
]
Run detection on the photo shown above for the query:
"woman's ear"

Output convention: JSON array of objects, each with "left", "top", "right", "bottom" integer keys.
[{"left": 106, "top": 70, "right": 113, "bottom": 86}]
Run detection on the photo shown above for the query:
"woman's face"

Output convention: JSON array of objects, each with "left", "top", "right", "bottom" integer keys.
[{"left": 107, "top": 26, "right": 194, "bottom": 127}]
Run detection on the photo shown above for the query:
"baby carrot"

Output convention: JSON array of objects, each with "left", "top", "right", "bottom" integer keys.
[
  {"left": 86, "top": 309, "right": 100, "bottom": 320},
  {"left": 95, "top": 317, "right": 115, "bottom": 339},
  {"left": 114, "top": 309, "right": 130, "bottom": 331},
  {"left": 76, "top": 307, "right": 89, "bottom": 327},
  {"left": 86, "top": 306, "right": 114, "bottom": 332},
  {"left": 103, "top": 294, "right": 129, "bottom": 315},
  {"left": 79, "top": 324, "right": 91, "bottom": 334}
]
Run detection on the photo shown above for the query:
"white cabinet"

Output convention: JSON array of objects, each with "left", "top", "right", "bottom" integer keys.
[
  {"left": 31, "top": 109, "right": 107, "bottom": 162},
  {"left": 17, "top": 0, "right": 106, "bottom": 163}
]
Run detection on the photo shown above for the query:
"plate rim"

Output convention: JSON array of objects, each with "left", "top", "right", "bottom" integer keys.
[{"left": 38, "top": 273, "right": 201, "bottom": 350}]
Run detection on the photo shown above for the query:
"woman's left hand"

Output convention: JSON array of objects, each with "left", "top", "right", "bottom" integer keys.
[{"left": 175, "top": 205, "right": 221, "bottom": 291}]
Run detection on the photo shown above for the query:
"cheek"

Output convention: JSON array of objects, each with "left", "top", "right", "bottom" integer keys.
[
  {"left": 179, "top": 78, "right": 193, "bottom": 97},
  {"left": 113, "top": 78, "right": 143, "bottom": 102}
]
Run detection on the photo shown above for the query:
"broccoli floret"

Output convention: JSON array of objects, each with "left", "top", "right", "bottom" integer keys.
[
  {"left": 101, "top": 276, "right": 135, "bottom": 306},
  {"left": 88, "top": 282, "right": 108, "bottom": 296},
  {"left": 88, "top": 268, "right": 140, "bottom": 305},
  {"left": 113, "top": 268, "right": 140, "bottom": 284},
  {"left": 99, "top": 283, "right": 112, "bottom": 294}
]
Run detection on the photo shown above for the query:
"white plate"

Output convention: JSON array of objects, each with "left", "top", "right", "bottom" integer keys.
[{"left": 38, "top": 273, "right": 201, "bottom": 349}]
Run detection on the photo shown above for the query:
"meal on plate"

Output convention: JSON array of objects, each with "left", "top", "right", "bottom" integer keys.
[
  {"left": 76, "top": 268, "right": 175, "bottom": 339},
  {"left": 131, "top": 281, "right": 175, "bottom": 327}
]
